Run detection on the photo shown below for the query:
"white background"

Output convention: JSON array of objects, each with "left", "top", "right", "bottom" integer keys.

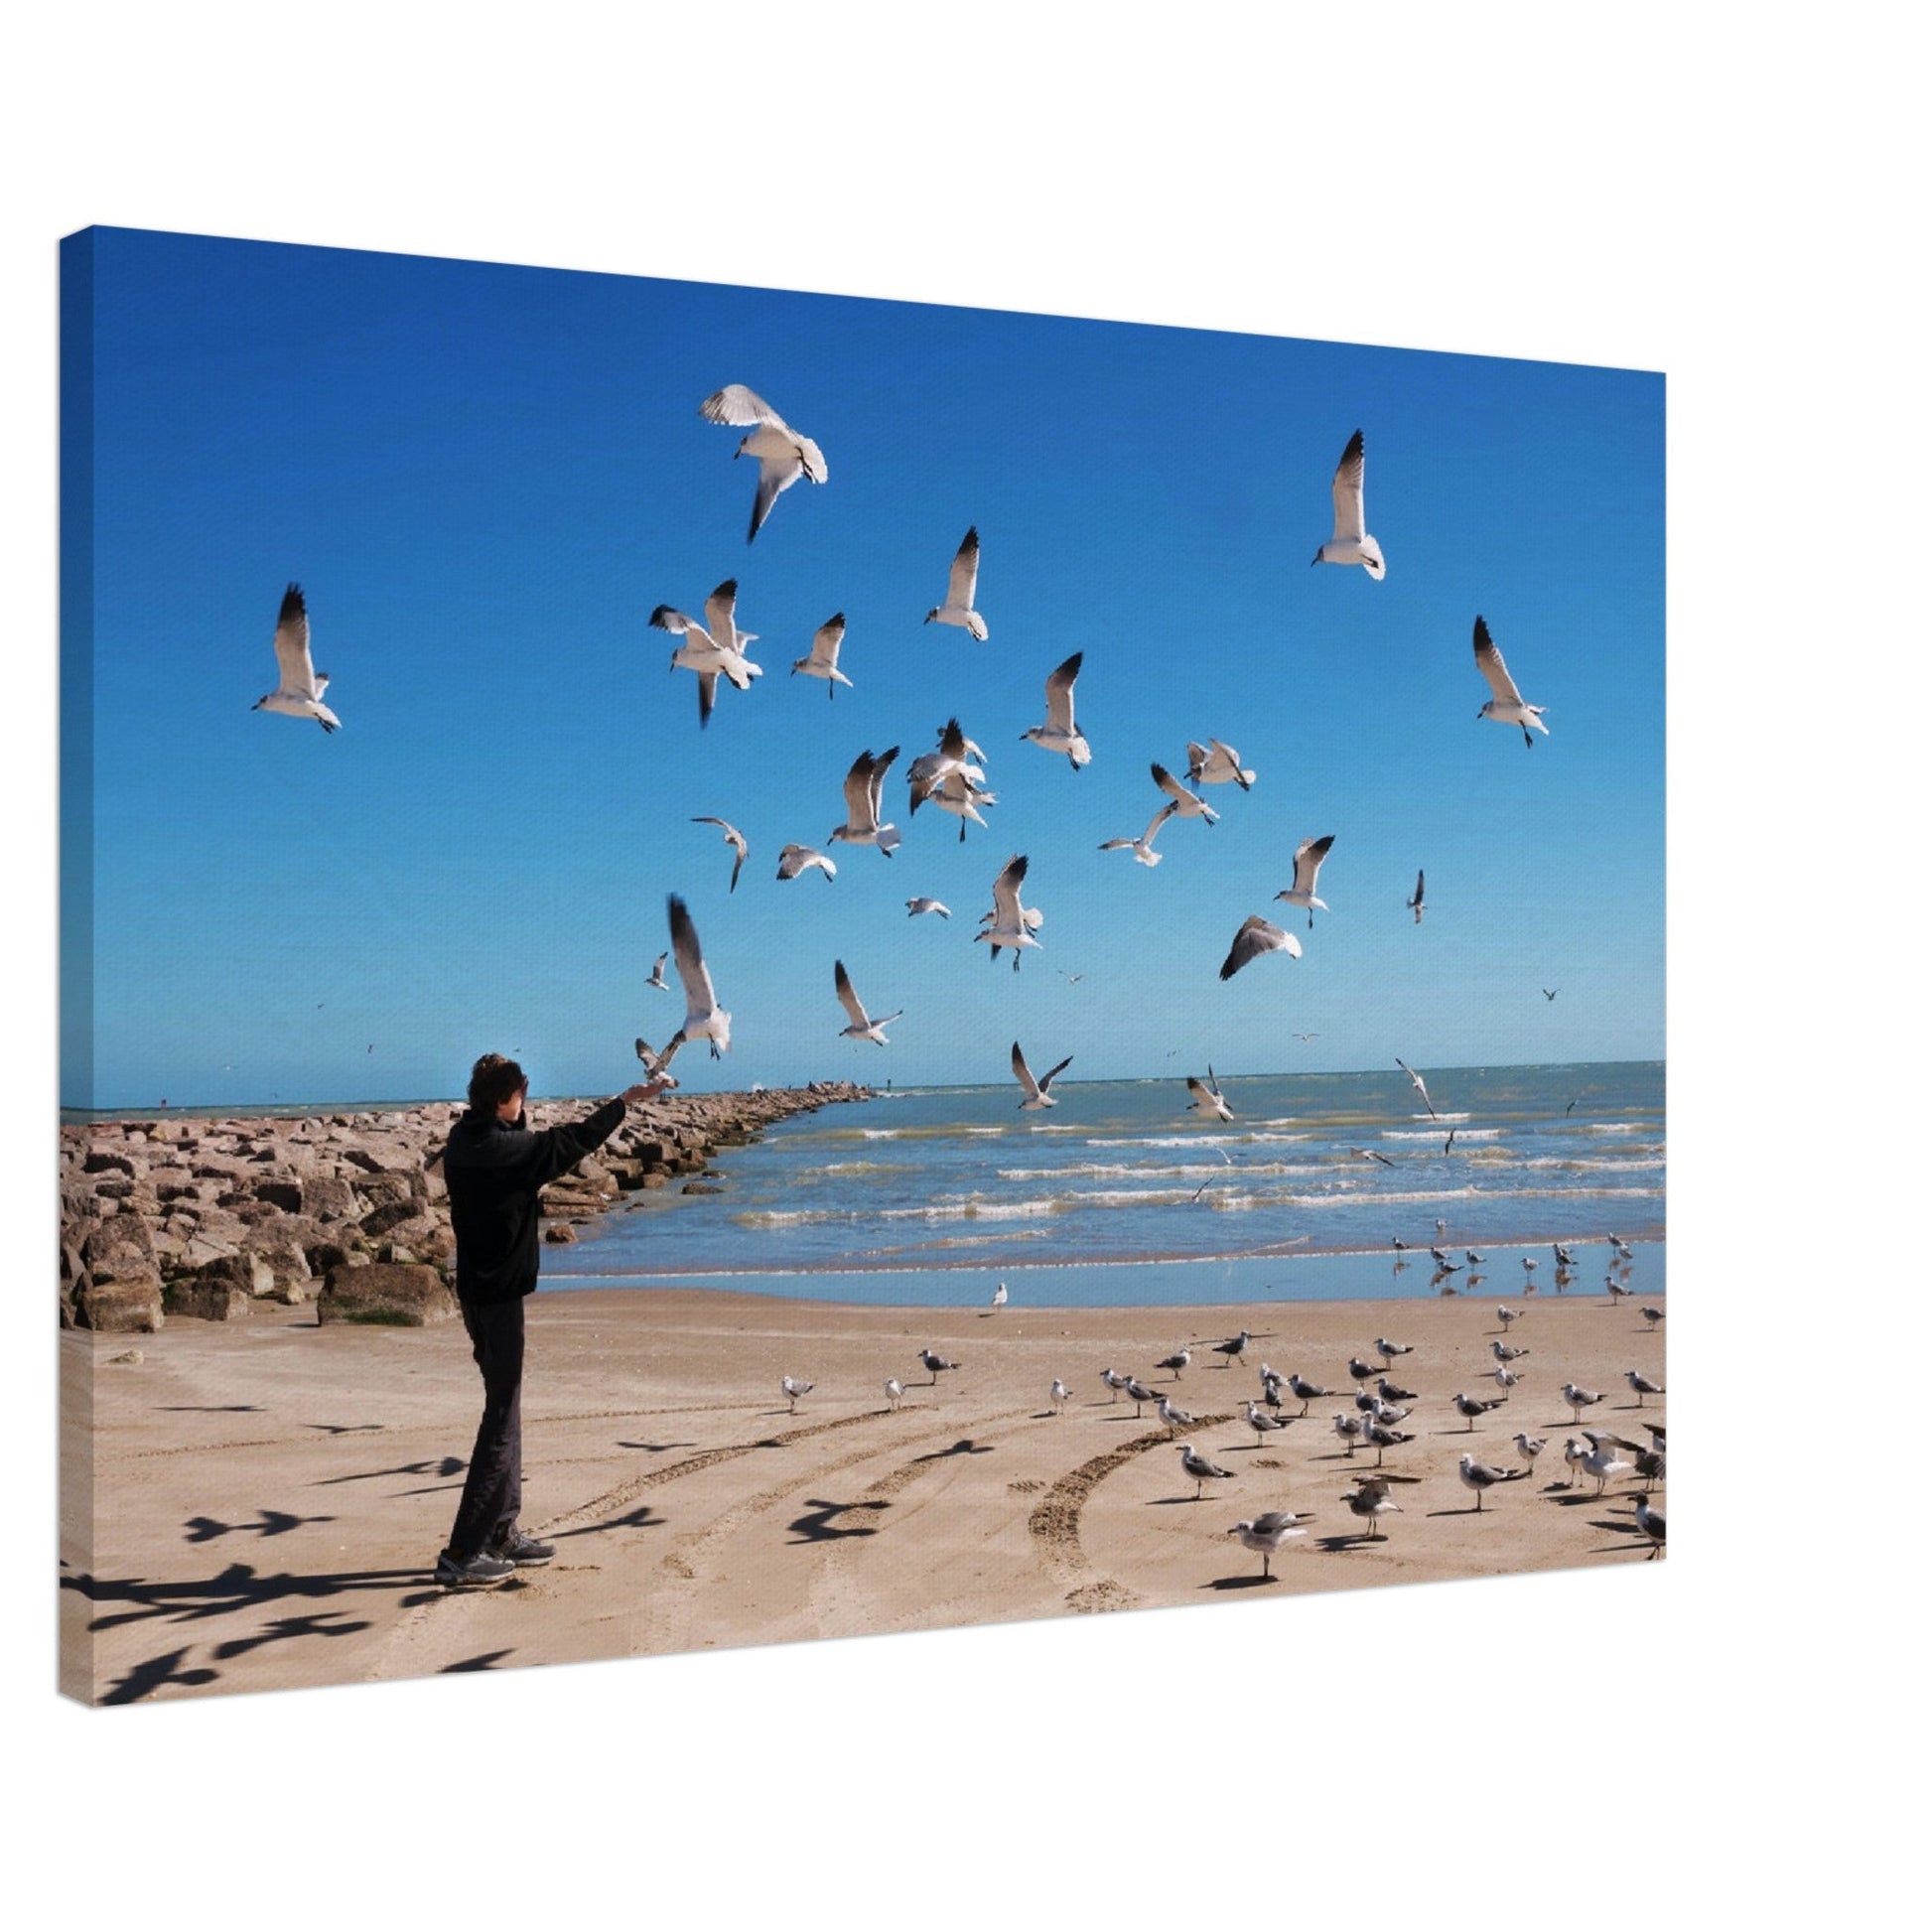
[{"left": 4, "top": 6, "right": 1917, "bottom": 1921}]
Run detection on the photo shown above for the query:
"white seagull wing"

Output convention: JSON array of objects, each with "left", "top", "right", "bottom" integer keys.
[
  {"left": 271, "top": 584, "right": 321, "bottom": 696},
  {"left": 668, "top": 895, "right": 718, "bottom": 1014},
  {"left": 1043, "top": 651, "right": 1082, "bottom": 735},
  {"left": 699, "top": 384, "right": 786, "bottom": 431},
  {"left": 1330, "top": 430, "right": 1368, "bottom": 544},
  {"left": 1473, "top": 617, "right": 1526, "bottom": 704},
  {"left": 947, "top": 527, "right": 981, "bottom": 609},
  {"left": 834, "top": 960, "right": 871, "bottom": 1030}
]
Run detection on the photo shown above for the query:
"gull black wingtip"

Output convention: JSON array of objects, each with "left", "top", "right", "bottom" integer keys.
[{"left": 278, "top": 582, "right": 306, "bottom": 621}]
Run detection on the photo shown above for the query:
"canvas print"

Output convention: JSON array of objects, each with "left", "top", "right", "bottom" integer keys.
[{"left": 59, "top": 227, "right": 1665, "bottom": 1705}]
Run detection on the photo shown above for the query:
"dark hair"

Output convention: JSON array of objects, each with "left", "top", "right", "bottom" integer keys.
[{"left": 467, "top": 1053, "right": 528, "bottom": 1116}]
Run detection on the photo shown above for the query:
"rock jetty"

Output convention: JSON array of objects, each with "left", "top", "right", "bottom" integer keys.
[{"left": 58, "top": 1083, "right": 871, "bottom": 1333}]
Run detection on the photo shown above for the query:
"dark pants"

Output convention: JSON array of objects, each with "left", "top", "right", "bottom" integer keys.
[{"left": 448, "top": 1294, "right": 526, "bottom": 1559}]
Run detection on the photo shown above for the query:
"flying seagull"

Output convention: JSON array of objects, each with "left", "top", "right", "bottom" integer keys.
[
  {"left": 650, "top": 580, "right": 762, "bottom": 728},
  {"left": 645, "top": 951, "right": 670, "bottom": 992},
  {"left": 834, "top": 960, "right": 900, "bottom": 1046},
  {"left": 665, "top": 894, "right": 732, "bottom": 1060},
  {"left": 1395, "top": 1058, "right": 1438, "bottom": 1119},
  {"left": 905, "top": 897, "right": 951, "bottom": 919},
  {"left": 1185, "top": 739, "right": 1256, "bottom": 790},
  {"left": 977, "top": 854, "right": 1043, "bottom": 972},
  {"left": 253, "top": 583, "right": 341, "bottom": 733},
  {"left": 1352, "top": 1147, "right": 1395, "bottom": 1169},
  {"left": 1185, "top": 1067, "right": 1233, "bottom": 1123},
  {"left": 1311, "top": 429, "right": 1385, "bottom": 579},
  {"left": 1473, "top": 616, "right": 1548, "bottom": 748},
  {"left": 698, "top": 383, "right": 827, "bottom": 543},
  {"left": 790, "top": 614, "right": 852, "bottom": 697},
  {"left": 1100, "top": 800, "right": 1179, "bottom": 868},
  {"left": 1153, "top": 761, "right": 1218, "bottom": 823},
  {"left": 633, "top": 1037, "right": 680, "bottom": 1089},
  {"left": 1219, "top": 915, "right": 1302, "bottom": 981},
  {"left": 1542, "top": 987, "right": 1560, "bottom": 1002},
  {"left": 776, "top": 843, "right": 838, "bottom": 882},
  {"left": 1407, "top": 870, "right": 1426, "bottom": 924},
  {"left": 1012, "top": 1039, "right": 1073, "bottom": 1112},
  {"left": 829, "top": 746, "right": 901, "bottom": 856},
  {"left": 690, "top": 816, "right": 749, "bottom": 894},
  {"left": 1274, "top": 834, "right": 1336, "bottom": 930},
  {"left": 1021, "top": 651, "right": 1091, "bottom": 769},
  {"left": 925, "top": 526, "right": 988, "bottom": 639},
  {"left": 1227, "top": 1510, "right": 1307, "bottom": 1576}
]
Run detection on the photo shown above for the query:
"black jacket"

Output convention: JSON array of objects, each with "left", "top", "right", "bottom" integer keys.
[{"left": 440, "top": 1096, "right": 626, "bottom": 1305}]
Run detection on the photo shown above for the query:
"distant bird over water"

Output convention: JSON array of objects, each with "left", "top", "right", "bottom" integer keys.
[
  {"left": 833, "top": 960, "right": 900, "bottom": 1046},
  {"left": 1185, "top": 1067, "right": 1233, "bottom": 1123},
  {"left": 1407, "top": 870, "right": 1426, "bottom": 924},
  {"left": 1395, "top": 1059, "right": 1437, "bottom": 1119},
  {"left": 698, "top": 383, "right": 827, "bottom": 543},
  {"left": 1012, "top": 1039, "right": 1073, "bottom": 1111},
  {"left": 1311, "top": 429, "right": 1385, "bottom": 579},
  {"left": 253, "top": 584, "right": 341, "bottom": 733}
]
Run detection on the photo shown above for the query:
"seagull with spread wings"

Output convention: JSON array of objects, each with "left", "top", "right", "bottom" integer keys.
[
  {"left": 1021, "top": 651, "right": 1091, "bottom": 769},
  {"left": 650, "top": 580, "right": 762, "bottom": 728},
  {"left": 776, "top": 843, "right": 837, "bottom": 882},
  {"left": 1395, "top": 1057, "right": 1438, "bottom": 1119},
  {"left": 1472, "top": 615, "right": 1548, "bottom": 748},
  {"left": 690, "top": 816, "right": 749, "bottom": 894},
  {"left": 834, "top": 960, "right": 900, "bottom": 1046},
  {"left": 645, "top": 951, "right": 670, "bottom": 992},
  {"left": 1153, "top": 760, "right": 1217, "bottom": 823},
  {"left": 664, "top": 894, "right": 731, "bottom": 1061},
  {"left": 1311, "top": 429, "right": 1386, "bottom": 579},
  {"left": 1185, "top": 1067, "right": 1233, "bottom": 1123},
  {"left": 1099, "top": 799, "right": 1178, "bottom": 869},
  {"left": 790, "top": 614, "right": 852, "bottom": 697},
  {"left": 828, "top": 746, "right": 901, "bottom": 856},
  {"left": 977, "top": 854, "right": 1043, "bottom": 972},
  {"left": 1407, "top": 870, "right": 1426, "bottom": 924},
  {"left": 1274, "top": 834, "right": 1335, "bottom": 930},
  {"left": 252, "top": 584, "right": 341, "bottom": 733},
  {"left": 1186, "top": 739, "right": 1256, "bottom": 789},
  {"left": 1219, "top": 915, "right": 1301, "bottom": 981},
  {"left": 924, "top": 526, "right": 988, "bottom": 638},
  {"left": 698, "top": 383, "right": 827, "bottom": 543},
  {"left": 1012, "top": 1039, "right": 1072, "bottom": 1112}
]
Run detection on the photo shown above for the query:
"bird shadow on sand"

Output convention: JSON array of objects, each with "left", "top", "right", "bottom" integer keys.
[
  {"left": 787, "top": 1497, "right": 891, "bottom": 1542},
  {"left": 913, "top": 1439, "right": 995, "bottom": 1462},
  {"left": 1203, "top": 1573, "right": 1281, "bottom": 1590},
  {"left": 440, "top": 1649, "right": 516, "bottom": 1673},
  {"left": 1314, "top": 1533, "right": 1385, "bottom": 1553},
  {"left": 302, "top": 1422, "right": 385, "bottom": 1435},
  {"left": 551, "top": 1504, "right": 661, "bottom": 1540},
  {"left": 155, "top": 1404, "right": 263, "bottom": 1414},
  {"left": 1147, "top": 1495, "right": 1221, "bottom": 1507},
  {"left": 313, "top": 1454, "right": 466, "bottom": 1488},
  {"left": 616, "top": 1440, "right": 700, "bottom": 1453}
]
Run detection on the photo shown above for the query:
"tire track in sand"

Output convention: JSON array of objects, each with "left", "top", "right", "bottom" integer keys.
[{"left": 1027, "top": 1412, "right": 1234, "bottom": 1612}]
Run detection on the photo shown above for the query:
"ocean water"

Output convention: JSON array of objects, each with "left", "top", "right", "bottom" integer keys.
[{"left": 544, "top": 1060, "right": 1665, "bottom": 1309}]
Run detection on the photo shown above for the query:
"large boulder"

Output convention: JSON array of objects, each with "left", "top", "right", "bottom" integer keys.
[
  {"left": 317, "top": 1261, "right": 458, "bottom": 1327},
  {"left": 82, "top": 1213, "right": 158, "bottom": 1283},
  {"left": 75, "top": 1277, "right": 164, "bottom": 1333},
  {"left": 299, "top": 1173, "right": 364, "bottom": 1222},
  {"left": 190, "top": 1251, "right": 278, "bottom": 1298},
  {"left": 162, "top": 1277, "right": 251, "bottom": 1321}
]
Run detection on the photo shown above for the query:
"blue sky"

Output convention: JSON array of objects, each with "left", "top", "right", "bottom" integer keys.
[{"left": 64, "top": 226, "right": 1663, "bottom": 1108}]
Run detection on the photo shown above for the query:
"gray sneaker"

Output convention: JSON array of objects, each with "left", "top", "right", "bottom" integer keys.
[
  {"left": 487, "top": 1526, "right": 556, "bottom": 1567},
  {"left": 434, "top": 1547, "right": 515, "bottom": 1587}
]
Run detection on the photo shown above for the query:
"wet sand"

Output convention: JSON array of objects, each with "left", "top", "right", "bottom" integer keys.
[{"left": 62, "top": 1284, "right": 1665, "bottom": 1703}]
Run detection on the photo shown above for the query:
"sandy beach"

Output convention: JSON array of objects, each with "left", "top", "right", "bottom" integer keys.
[{"left": 62, "top": 1282, "right": 1665, "bottom": 1704}]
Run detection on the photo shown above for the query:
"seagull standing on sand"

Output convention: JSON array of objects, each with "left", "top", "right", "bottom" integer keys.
[
  {"left": 780, "top": 1375, "right": 812, "bottom": 1414},
  {"left": 1099, "top": 800, "right": 1178, "bottom": 869},
  {"left": 920, "top": 1348, "right": 959, "bottom": 1385},
  {"left": 645, "top": 952, "right": 670, "bottom": 992},
  {"left": 790, "top": 614, "right": 853, "bottom": 697},
  {"left": 776, "top": 843, "right": 838, "bottom": 882},
  {"left": 1101, "top": 1367, "right": 1129, "bottom": 1403},
  {"left": 252, "top": 584, "right": 342, "bottom": 732},
  {"left": 690, "top": 816, "right": 749, "bottom": 894},
  {"left": 651, "top": 580, "right": 763, "bottom": 729},
  {"left": 1021, "top": 652, "right": 1091, "bottom": 769},
  {"left": 698, "top": 383, "right": 827, "bottom": 544},
  {"left": 1407, "top": 870, "right": 1426, "bottom": 924},
  {"left": 1049, "top": 1378, "right": 1069, "bottom": 1413},
  {"left": 1186, "top": 739, "right": 1257, "bottom": 790},
  {"left": 1212, "top": 1331, "right": 1252, "bottom": 1369},
  {"left": 1472, "top": 616, "right": 1548, "bottom": 748},
  {"left": 665, "top": 895, "right": 731, "bottom": 1061},
  {"left": 1185, "top": 1068, "right": 1234, "bottom": 1122},
  {"left": 1333, "top": 1413, "right": 1364, "bottom": 1454},
  {"left": 1012, "top": 1039, "right": 1073, "bottom": 1112},
  {"left": 834, "top": 960, "right": 900, "bottom": 1045},
  {"left": 1311, "top": 429, "right": 1385, "bottom": 579},
  {"left": 1123, "top": 1378, "right": 1160, "bottom": 1418},
  {"left": 1458, "top": 1453, "right": 1528, "bottom": 1509},
  {"left": 1219, "top": 915, "right": 1302, "bottom": 980},
  {"left": 1179, "top": 1443, "right": 1236, "bottom": 1500},
  {"left": 1157, "top": 1347, "right": 1191, "bottom": 1380},
  {"left": 1275, "top": 835, "right": 1336, "bottom": 930},
  {"left": 1227, "top": 1511, "right": 1307, "bottom": 1576},
  {"left": 1640, "top": 1306, "right": 1665, "bottom": 1330},
  {"left": 1562, "top": 1382, "right": 1604, "bottom": 1421},
  {"left": 885, "top": 1377, "right": 905, "bottom": 1411},
  {"left": 1496, "top": 1305, "right": 1521, "bottom": 1329},
  {"left": 1395, "top": 1058, "right": 1437, "bottom": 1119},
  {"left": 1453, "top": 1392, "right": 1508, "bottom": 1431},
  {"left": 1158, "top": 1394, "right": 1195, "bottom": 1438},
  {"left": 1245, "top": 1401, "right": 1288, "bottom": 1446},
  {"left": 1579, "top": 1430, "right": 1637, "bottom": 1494},
  {"left": 905, "top": 897, "right": 952, "bottom": 919},
  {"left": 1626, "top": 1369, "right": 1665, "bottom": 1407},
  {"left": 1491, "top": 1339, "right": 1530, "bottom": 1366},
  {"left": 1340, "top": 1474, "right": 1405, "bottom": 1540},
  {"left": 1634, "top": 1495, "right": 1666, "bottom": 1558},
  {"left": 991, "top": 1282, "right": 1008, "bottom": 1311},
  {"left": 925, "top": 526, "right": 988, "bottom": 639},
  {"left": 1374, "top": 1337, "right": 1414, "bottom": 1363},
  {"left": 1286, "top": 1373, "right": 1332, "bottom": 1415},
  {"left": 829, "top": 747, "right": 901, "bottom": 856},
  {"left": 1513, "top": 1432, "right": 1547, "bottom": 1471}
]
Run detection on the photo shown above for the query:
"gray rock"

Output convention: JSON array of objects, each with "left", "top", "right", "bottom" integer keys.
[
  {"left": 318, "top": 1261, "right": 458, "bottom": 1327},
  {"left": 75, "top": 1276, "right": 164, "bottom": 1333}
]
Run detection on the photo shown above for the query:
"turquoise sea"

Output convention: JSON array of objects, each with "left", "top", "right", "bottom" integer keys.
[{"left": 543, "top": 1060, "right": 1664, "bottom": 1309}]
